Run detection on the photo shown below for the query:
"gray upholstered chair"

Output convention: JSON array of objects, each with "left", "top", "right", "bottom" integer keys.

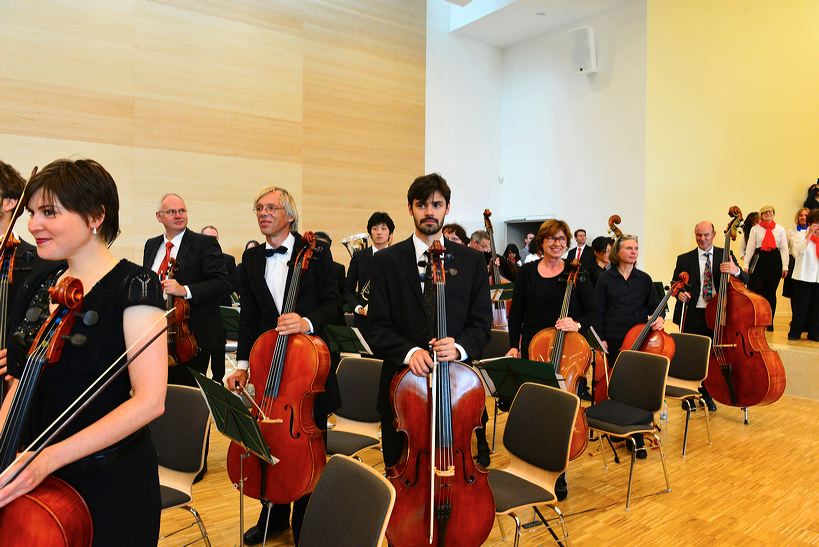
[
  {"left": 585, "top": 350, "right": 671, "bottom": 511},
  {"left": 326, "top": 357, "right": 382, "bottom": 459},
  {"left": 665, "top": 332, "right": 712, "bottom": 456},
  {"left": 149, "top": 385, "right": 212, "bottom": 546},
  {"left": 488, "top": 382, "right": 579, "bottom": 546},
  {"left": 482, "top": 328, "right": 511, "bottom": 450},
  {"left": 299, "top": 455, "right": 396, "bottom": 547}
]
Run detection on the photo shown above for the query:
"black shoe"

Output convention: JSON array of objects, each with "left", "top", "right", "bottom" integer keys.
[
  {"left": 681, "top": 399, "right": 697, "bottom": 412},
  {"left": 701, "top": 398, "right": 717, "bottom": 412},
  {"left": 555, "top": 473, "right": 568, "bottom": 501},
  {"left": 808, "top": 336, "right": 819, "bottom": 342},
  {"left": 626, "top": 437, "right": 647, "bottom": 459},
  {"left": 193, "top": 463, "right": 207, "bottom": 484},
  {"left": 766, "top": 326, "right": 774, "bottom": 332},
  {"left": 475, "top": 442, "right": 490, "bottom": 468},
  {"left": 787, "top": 333, "right": 801, "bottom": 340},
  {"left": 244, "top": 506, "right": 289, "bottom": 546}
]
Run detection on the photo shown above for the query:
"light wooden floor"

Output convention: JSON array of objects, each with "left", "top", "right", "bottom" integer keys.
[{"left": 159, "top": 387, "right": 819, "bottom": 546}]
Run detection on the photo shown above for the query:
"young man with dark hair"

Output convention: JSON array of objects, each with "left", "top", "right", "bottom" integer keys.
[
  {"left": 566, "top": 228, "right": 595, "bottom": 270},
  {"left": 344, "top": 211, "right": 395, "bottom": 331}
]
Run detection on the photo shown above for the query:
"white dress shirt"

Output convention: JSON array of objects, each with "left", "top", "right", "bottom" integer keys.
[
  {"left": 789, "top": 231, "right": 819, "bottom": 283},
  {"left": 744, "top": 224, "right": 789, "bottom": 270},
  {"left": 150, "top": 230, "right": 192, "bottom": 299}
]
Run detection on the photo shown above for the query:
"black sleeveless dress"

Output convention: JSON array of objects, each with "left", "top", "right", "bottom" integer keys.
[{"left": 7, "top": 260, "right": 164, "bottom": 546}]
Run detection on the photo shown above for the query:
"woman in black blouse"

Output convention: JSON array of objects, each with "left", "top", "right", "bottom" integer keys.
[
  {"left": 506, "top": 219, "right": 596, "bottom": 359},
  {"left": 0, "top": 159, "right": 167, "bottom": 545}
]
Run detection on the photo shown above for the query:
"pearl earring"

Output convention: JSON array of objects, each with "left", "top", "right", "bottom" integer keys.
[{"left": 92, "top": 226, "right": 98, "bottom": 235}]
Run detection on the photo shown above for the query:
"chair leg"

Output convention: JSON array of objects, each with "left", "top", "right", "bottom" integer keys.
[
  {"left": 492, "top": 397, "right": 499, "bottom": 452},
  {"left": 625, "top": 439, "right": 637, "bottom": 511},
  {"left": 597, "top": 433, "right": 608, "bottom": 470},
  {"left": 509, "top": 513, "right": 522, "bottom": 547},
  {"left": 682, "top": 400, "right": 692, "bottom": 457},
  {"left": 703, "top": 400, "right": 712, "bottom": 445},
  {"left": 183, "top": 505, "right": 211, "bottom": 546},
  {"left": 496, "top": 514, "right": 507, "bottom": 542},
  {"left": 652, "top": 432, "right": 672, "bottom": 494},
  {"left": 534, "top": 505, "right": 568, "bottom": 546}
]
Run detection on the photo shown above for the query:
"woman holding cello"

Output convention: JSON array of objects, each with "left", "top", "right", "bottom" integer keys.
[
  {"left": 505, "top": 219, "right": 596, "bottom": 500},
  {"left": 595, "top": 230, "right": 663, "bottom": 458},
  {"left": 0, "top": 159, "right": 167, "bottom": 545}
]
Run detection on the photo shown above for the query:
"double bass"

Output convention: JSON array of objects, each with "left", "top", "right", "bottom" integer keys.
[
  {"left": 0, "top": 277, "right": 93, "bottom": 546},
  {"left": 162, "top": 257, "right": 199, "bottom": 365},
  {"left": 483, "top": 209, "right": 511, "bottom": 331},
  {"left": 527, "top": 260, "right": 591, "bottom": 460},
  {"left": 387, "top": 241, "right": 494, "bottom": 547},
  {"left": 226, "top": 232, "right": 330, "bottom": 503},
  {"left": 703, "top": 207, "right": 785, "bottom": 420}
]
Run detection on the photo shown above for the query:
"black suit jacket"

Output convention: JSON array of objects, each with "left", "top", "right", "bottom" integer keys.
[
  {"left": 236, "top": 233, "right": 341, "bottom": 415},
  {"left": 566, "top": 245, "right": 595, "bottom": 271},
  {"left": 671, "top": 246, "right": 749, "bottom": 325},
  {"left": 221, "top": 252, "right": 237, "bottom": 306},
  {"left": 367, "top": 236, "right": 492, "bottom": 414},
  {"left": 143, "top": 229, "right": 229, "bottom": 352},
  {"left": 343, "top": 247, "right": 373, "bottom": 311}
]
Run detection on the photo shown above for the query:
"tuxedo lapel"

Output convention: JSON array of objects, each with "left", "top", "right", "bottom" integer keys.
[
  {"left": 144, "top": 236, "right": 162, "bottom": 269},
  {"left": 249, "top": 244, "right": 279, "bottom": 314},
  {"left": 175, "top": 229, "right": 193, "bottom": 264},
  {"left": 282, "top": 232, "right": 303, "bottom": 308},
  {"left": 398, "top": 237, "right": 425, "bottom": 310}
]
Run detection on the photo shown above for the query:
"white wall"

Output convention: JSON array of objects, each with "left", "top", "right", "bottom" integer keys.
[
  {"left": 499, "top": 0, "right": 646, "bottom": 246},
  {"left": 425, "top": 0, "right": 503, "bottom": 235}
]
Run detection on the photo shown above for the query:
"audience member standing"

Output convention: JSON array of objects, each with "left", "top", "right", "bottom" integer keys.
[
  {"left": 744, "top": 206, "right": 789, "bottom": 330},
  {"left": 787, "top": 210, "right": 819, "bottom": 341}
]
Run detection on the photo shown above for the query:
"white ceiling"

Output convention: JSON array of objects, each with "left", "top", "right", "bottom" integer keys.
[{"left": 450, "top": 0, "right": 633, "bottom": 48}]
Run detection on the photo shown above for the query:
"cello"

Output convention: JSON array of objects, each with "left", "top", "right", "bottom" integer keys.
[
  {"left": 387, "top": 241, "right": 494, "bottom": 547},
  {"left": 527, "top": 260, "right": 591, "bottom": 460},
  {"left": 483, "top": 209, "right": 511, "bottom": 331},
  {"left": 620, "top": 273, "right": 688, "bottom": 361},
  {"left": 226, "top": 232, "right": 330, "bottom": 503},
  {"left": 162, "top": 257, "right": 199, "bottom": 365},
  {"left": 0, "top": 277, "right": 92, "bottom": 546},
  {"left": 703, "top": 207, "right": 785, "bottom": 421}
]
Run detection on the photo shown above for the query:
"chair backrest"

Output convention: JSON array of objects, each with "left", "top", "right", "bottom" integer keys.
[
  {"left": 503, "top": 383, "right": 579, "bottom": 473},
  {"left": 335, "top": 357, "right": 382, "bottom": 422},
  {"left": 220, "top": 305, "right": 240, "bottom": 340},
  {"left": 668, "top": 332, "right": 711, "bottom": 382},
  {"left": 483, "top": 329, "right": 511, "bottom": 359},
  {"left": 148, "top": 385, "right": 211, "bottom": 473},
  {"left": 608, "top": 350, "right": 670, "bottom": 413},
  {"left": 300, "top": 455, "right": 396, "bottom": 547}
]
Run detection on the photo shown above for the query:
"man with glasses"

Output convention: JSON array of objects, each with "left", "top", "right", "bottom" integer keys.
[
  {"left": 225, "top": 186, "right": 340, "bottom": 546},
  {"left": 143, "top": 193, "right": 230, "bottom": 387}
]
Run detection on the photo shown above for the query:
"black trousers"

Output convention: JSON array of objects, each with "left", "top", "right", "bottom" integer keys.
[
  {"left": 679, "top": 306, "right": 716, "bottom": 404},
  {"left": 168, "top": 352, "right": 210, "bottom": 387},
  {"left": 789, "top": 279, "right": 819, "bottom": 339},
  {"left": 207, "top": 349, "right": 226, "bottom": 384},
  {"left": 748, "top": 249, "right": 783, "bottom": 323}
]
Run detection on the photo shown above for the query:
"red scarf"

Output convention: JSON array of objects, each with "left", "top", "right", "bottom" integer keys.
[
  {"left": 811, "top": 234, "right": 819, "bottom": 259},
  {"left": 759, "top": 220, "right": 777, "bottom": 251}
]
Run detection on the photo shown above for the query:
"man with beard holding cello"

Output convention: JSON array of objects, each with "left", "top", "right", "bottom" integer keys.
[
  {"left": 671, "top": 221, "right": 747, "bottom": 412},
  {"left": 225, "top": 186, "right": 340, "bottom": 546}
]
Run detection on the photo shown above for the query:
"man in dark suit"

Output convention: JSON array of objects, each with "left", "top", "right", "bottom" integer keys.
[
  {"left": 367, "top": 173, "right": 492, "bottom": 469},
  {"left": 672, "top": 221, "right": 748, "bottom": 411},
  {"left": 343, "top": 211, "right": 395, "bottom": 334},
  {"left": 200, "top": 225, "right": 237, "bottom": 384},
  {"left": 143, "top": 193, "right": 230, "bottom": 387},
  {"left": 566, "top": 228, "right": 596, "bottom": 271},
  {"left": 225, "top": 186, "right": 340, "bottom": 546}
]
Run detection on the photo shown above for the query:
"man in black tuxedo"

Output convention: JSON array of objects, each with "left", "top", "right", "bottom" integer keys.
[
  {"left": 200, "top": 225, "right": 237, "bottom": 384},
  {"left": 225, "top": 186, "right": 340, "bottom": 546},
  {"left": 343, "top": 211, "right": 395, "bottom": 334},
  {"left": 566, "top": 228, "right": 596, "bottom": 271},
  {"left": 672, "top": 221, "right": 748, "bottom": 411},
  {"left": 367, "top": 173, "right": 492, "bottom": 469},
  {"left": 143, "top": 193, "right": 230, "bottom": 387}
]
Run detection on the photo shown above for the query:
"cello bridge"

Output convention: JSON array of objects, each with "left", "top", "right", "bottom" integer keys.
[
  {"left": 261, "top": 418, "right": 283, "bottom": 424},
  {"left": 713, "top": 344, "right": 737, "bottom": 348},
  {"left": 434, "top": 466, "right": 455, "bottom": 477}
]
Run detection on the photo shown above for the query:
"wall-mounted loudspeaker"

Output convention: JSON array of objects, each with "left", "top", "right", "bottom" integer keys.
[{"left": 568, "top": 26, "right": 597, "bottom": 74}]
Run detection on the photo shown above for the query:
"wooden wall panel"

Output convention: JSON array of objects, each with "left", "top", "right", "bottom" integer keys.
[{"left": 0, "top": 0, "right": 426, "bottom": 265}]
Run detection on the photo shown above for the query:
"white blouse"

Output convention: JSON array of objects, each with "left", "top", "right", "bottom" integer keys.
[
  {"left": 789, "top": 231, "right": 819, "bottom": 283},
  {"left": 744, "top": 224, "right": 789, "bottom": 271}
]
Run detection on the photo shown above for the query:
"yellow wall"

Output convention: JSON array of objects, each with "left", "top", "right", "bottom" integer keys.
[
  {"left": 0, "top": 1, "right": 425, "bottom": 264},
  {"left": 644, "top": 0, "right": 819, "bottom": 293}
]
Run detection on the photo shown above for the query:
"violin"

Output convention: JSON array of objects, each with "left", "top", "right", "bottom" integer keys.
[
  {"left": 483, "top": 209, "right": 511, "bottom": 331},
  {"left": 0, "top": 277, "right": 92, "bottom": 546},
  {"left": 226, "top": 232, "right": 330, "bottom": 503},
  {"left": 620, "top": 273, "right": 687, "bottom": 361},
  {"left": 386, "top": 241, "right": 494, "bottom": 547},
  {"left": 528, "top": 260, "right": 591, "bottom": 460},
  {"left": 703, "top": 207, "right": 785, "bottom": 410},
  {"left": 163, "top": 257, "right": 199, "bottom": 365}
]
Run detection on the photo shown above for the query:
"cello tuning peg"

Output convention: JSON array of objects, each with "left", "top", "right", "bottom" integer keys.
[
  {"left": 82, "top": 310, "right": 99, "bottom": 326},
  {"left": 447, "top": 268, "right": 458, "bottom": 276},
  {"left": 25, "top": 307, "right": 44, "bottom": 322},
  {"left": 65, "top": 333, "right": 88, "bottom": 347},
  {"left": 12, "top": 332, "right": 32, "bottom": 347}
]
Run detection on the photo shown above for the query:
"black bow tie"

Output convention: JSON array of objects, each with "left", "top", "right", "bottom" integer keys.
[{"left": 265, "top": 246, "right": 288, "bottom": 257}]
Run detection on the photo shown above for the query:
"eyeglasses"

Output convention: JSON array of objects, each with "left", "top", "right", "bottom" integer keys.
[
  {"left": 160, "top": 208, "right": 187, "bottom": 216},
  {"left": 545, "top": 236, "right": 567, "bottom": 243},
  {"left": 254, "top": 204, "right": 286, "bottom": 215}
]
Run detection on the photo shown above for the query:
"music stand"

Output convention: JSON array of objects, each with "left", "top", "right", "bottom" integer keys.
[
  {"left": 191, "top": 369, "right": 277, "bottom": 546},
  {"left": 324, "top": 324, "right": 373, "bottom": 356},
  {"left": 489, "top": 282, "right": 514, "bottom": 304},
  {"left": 473, "top": 357, "right": 562, "bottom": 451}
]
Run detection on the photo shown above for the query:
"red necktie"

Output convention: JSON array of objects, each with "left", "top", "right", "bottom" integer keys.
[
  {"left": 158, "top": 241, "right": 174, "bottom": 278},
  {"left": 576, "top": 246, "right": 583, "bottom": 260}
]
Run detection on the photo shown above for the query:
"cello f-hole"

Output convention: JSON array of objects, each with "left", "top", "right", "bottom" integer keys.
[{"left": 736, "top": 332, "right": 755, "bottom": 358}]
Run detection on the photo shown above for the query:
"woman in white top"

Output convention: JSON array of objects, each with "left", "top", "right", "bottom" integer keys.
[
  {"left": 743, "top": 205, "right": 789, "bottom": 330},
  {"left": 783, "top": 207, "right": 810, "bottom": 298},
  {"left": 787, "top": 209, "right": 819, "bottom": 341}
]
